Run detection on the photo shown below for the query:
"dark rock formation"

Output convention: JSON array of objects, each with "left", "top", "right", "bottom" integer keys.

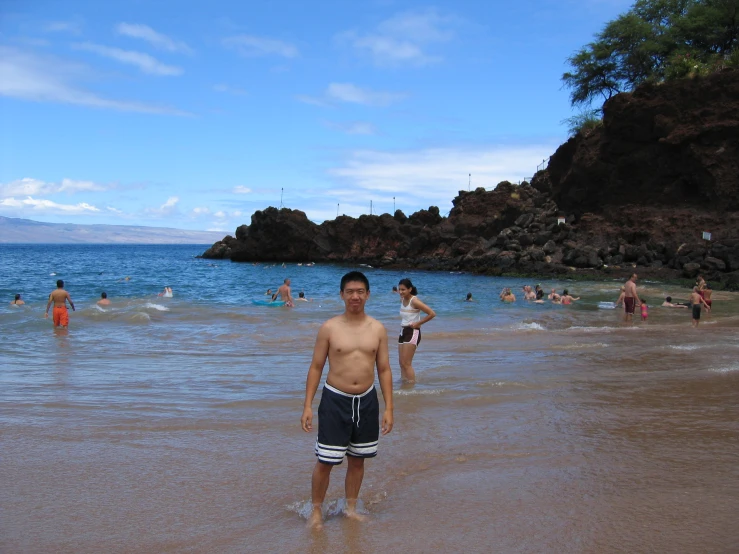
[
  {"left": 202, "top": 70, "right": 739, "bottom": 289},
  {"left": 548, "top": 69, "right": 739, "bottom": 214}
]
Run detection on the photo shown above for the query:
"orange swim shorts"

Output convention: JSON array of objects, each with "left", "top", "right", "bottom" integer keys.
[{"left": 53, "top": 305, "right": 69, "bottom": 327}]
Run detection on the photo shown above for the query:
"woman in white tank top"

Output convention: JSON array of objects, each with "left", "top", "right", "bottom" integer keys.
[{"left": 397, "top": 278, "right": 436, "bottom": 383}]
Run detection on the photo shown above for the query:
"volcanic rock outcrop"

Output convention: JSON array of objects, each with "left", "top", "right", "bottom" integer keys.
[{"left": 202, "top": 69, "right": 739, "bottom": 289}]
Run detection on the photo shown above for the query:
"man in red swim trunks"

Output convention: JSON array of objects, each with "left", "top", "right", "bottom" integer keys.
[
  {"left": 623, "top": 273, "right": 641, "bottom": 322},
  {"left": 45, "top": 280, "right": 76, "bottom": 328}
]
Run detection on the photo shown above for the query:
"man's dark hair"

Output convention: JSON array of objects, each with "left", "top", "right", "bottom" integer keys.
[
  {"left": 15, "top": 293, "right": 21, "bottom": 300},
  {"left": 101, "top": 292, "right": 107, "bottom": 299},
  {"left": 341, "top": 271, "right": 369, "bottom": 291},
  {"left": 298, "top": 291, "right": 305, "bottom": 298},
  {"left": 57, "top": 280, "right": 64, "bottom": 288},
  {"left": 666, "top": 296, "right": 672, "bottom": 302}
]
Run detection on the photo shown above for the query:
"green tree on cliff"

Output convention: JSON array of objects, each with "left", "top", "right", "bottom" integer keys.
[{"left": 563, "top": 0, "right": 739, "bottom": 108}]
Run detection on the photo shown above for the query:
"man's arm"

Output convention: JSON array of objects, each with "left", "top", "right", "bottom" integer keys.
[
  {"left": 45, "top": 294, "right": 52, "bottom": 318},
  {"left": 301, "top": 323, "right": 330, "bottom": 432},
  {"left": 66, "top": 292, "right": 75, "bottom": 311},
  {"left": 375, "top": 326, "right": 394, "bottom": 435}
]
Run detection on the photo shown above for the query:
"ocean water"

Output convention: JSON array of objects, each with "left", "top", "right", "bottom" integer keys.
[{"left": 1, "top": 244, "right": 738, "bottom": 553}]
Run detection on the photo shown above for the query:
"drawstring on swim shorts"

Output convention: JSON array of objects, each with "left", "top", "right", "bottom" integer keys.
[
  {"left": 325, "top": 382, "right": 373, "bottom": 428},
  {"left": 351, "top": 395, "right": 361, "bottom": 427}
]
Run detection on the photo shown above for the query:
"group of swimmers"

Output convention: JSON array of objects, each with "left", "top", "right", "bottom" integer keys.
[
  {"left": 10, "top": 281, "right": 176, "bottom": 329},
  {"left": 494, "top": 285, "right": 580, "bottom": 304},
  {"left": 616, "top": 273, "right": 712, "bottom": 326}
]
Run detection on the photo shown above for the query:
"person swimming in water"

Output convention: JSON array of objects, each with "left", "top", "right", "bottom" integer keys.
[
  {"left": 662, "top": 296, "right": 689, "bottom": 308},
  {"left": 10, "top": 293, "right": 25, "bottom": 306},
  {"left": 560, "top": 289, "right": 580, "bottom": 305},
  {"left": 97, "top": 292, "right": 111, "bottom": 306},
  {"left": 465, "top": 292, "right": 473, "bottom": 302}
]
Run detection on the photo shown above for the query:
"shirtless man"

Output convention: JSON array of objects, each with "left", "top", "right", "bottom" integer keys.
[
  {"left": 689, "top": 286, "right": 711, "bottom": 327},
  {"left": 97, "top": 292, "right": 111, "bottom": 306},
  {"left": 10, "top": 294, "right": 25, "bottom": 306},
  {"left": 277, "top": 278, "right": 295, "bottom": 307},
  {"left": 301, "top": 271, "right": 393, "bottom": 530},
  {"left": 548, "top": 288, "right": 561, "bottom": 303},
  {"left": 45, "top": 280, "right": 75, "bottom": 328},
  {"left": 623, "top": 273, "right": 641, "bottom": 321}
]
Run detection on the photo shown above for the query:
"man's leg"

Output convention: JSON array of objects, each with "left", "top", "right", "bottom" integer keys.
[
  {"left": 309, "top": 461, "right": 333, "bottom": 529},
  {"left": 344, "top": 455, "right": 366, "bottom": 521}
]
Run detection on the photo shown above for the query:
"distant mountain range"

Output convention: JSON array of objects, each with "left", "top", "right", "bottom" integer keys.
[{"left": 0, "top": 216, "right": 227, "bottom": 244}]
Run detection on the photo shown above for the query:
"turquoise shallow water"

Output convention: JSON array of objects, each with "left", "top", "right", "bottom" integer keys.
[{"left": 1, "top": 244, "right": 738, "bottom": 553}]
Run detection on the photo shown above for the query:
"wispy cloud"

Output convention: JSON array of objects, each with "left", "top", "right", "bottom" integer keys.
[
  {"left": 326, "top": 121, "right": 377, "bottom": 135},
  {"left": 299, "top": 83, "right": 406, "bottom": 107},
  {"left": 0, "top": 177, "right": 109, "bottom": 196},
  {"left": 73, "top": 43, "right": 183, "bottom": 76},
  {"left": 0, "top": 196, "right": 100, "bottom": 214},
  {"left": 214, "top": 83, "right": 248, "bottom": 96},
  {"left": 44, "top": 20, "right": 83, "bottom": 34},
  {"left": 223, "top": 35, "right": 299, "bottom": 58},
  {"left": 146, "top": 196, "right": 180, "bottom": 216},
  {"left": 233, "top": 186, "right": 252, "bottom": 194},
  {"left": 192, "top": 206, "right": 210, "bottom": 215},
  {"left": 338, "top": 9, "right": 461, "bottom": 67},
  {"left": 115, "top": 23, "right": 192, "bottom": 54},
  {"left": 0, "top": 47, "right": 189, "bottom": 115},
  {"left": 326, "top": 145, "right": 555, "bottom": 209}
]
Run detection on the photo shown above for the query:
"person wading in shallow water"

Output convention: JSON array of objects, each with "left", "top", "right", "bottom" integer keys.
[
  {"left": 397, "top": 278, "right": 436, "bottom": 383},
  {"left": 623, "top": 273, "right": 641, "bottom": 322},
  {"left": 301, "top": 271, "right": 393, "bottom": 531},
  {"left": 45, "top": 280, "right": 75, "bottom": 328}
]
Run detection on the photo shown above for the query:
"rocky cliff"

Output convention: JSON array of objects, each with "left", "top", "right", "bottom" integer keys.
[{"left": 202, "top": 69, "right": 739, "bottom": 289}]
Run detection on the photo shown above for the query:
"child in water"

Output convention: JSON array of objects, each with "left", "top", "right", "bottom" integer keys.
[{"left": 640, "top": 298, "right": 648, "bottom": 321}]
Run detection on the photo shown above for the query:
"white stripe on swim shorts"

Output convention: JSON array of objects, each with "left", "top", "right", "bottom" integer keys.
[{"left": 325, "top": 383, "right": 373, "bottom": 427}]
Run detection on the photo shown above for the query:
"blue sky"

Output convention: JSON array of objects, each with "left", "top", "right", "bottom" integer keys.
[{"left": 0, "top": 0, "right": 631, "bottom": 232}]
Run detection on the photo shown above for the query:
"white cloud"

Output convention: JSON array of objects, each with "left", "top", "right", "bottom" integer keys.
[
  {"left": 0, "top": 46, "right": 189, "bottom": 115},
  {"left": 214, "top": 83, "right": 248, "bottom": 96},
  {"left": 0, "top": 177, "right": 108, "bottom": 196},
  {"left": 214, "top": 211, "right": 227, "bottom": 218},
  {"left": 44, "top": 21, "right": 83, "bottom": 34},
  {"left": 223, "top": 35, "right": 299, "bottom": 58},
  {"left": 233, "top": 186, "right": 252, "bottom": 194},
  {"left": 326, "top": 121, "right": 377, "bottom": 135},
  {"left": 73, "top": 43, "right": 183, "bottom": 76},
  {"left": 232, "top": 210, "right": 242, "bottom": 217},
  {"left": 338, "top": 9, "right": 460, "bottom": 67},
  {"left": 115, "top": 23, "right": 192, "bottom": 54},
  {"left": 299, "top": 83, "right": 406, "bottom": 108},
  {"left": 328, "top": 83, "right": 405, "bottom": 106},
  {"left": 327, "top": 145, "right": 555, "bottom": 208},
  {"left": 207, "top": 226, "right": 229, "bottom": 232},
  {"left": 146, "top": 196, "right": 179, "bottom": 216},
  {"left": 0, "top": 196, "right": 100, "bottom": 213},
  {"left": 106, "top": 206, "right": 123, "bottom": 214}
]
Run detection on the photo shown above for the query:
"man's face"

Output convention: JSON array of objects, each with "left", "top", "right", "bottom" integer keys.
[
  {"left": 631, "top": 274, "right": 637, "bottom": 282},
  {"left": 341, "top": 281, "right": 369, "bottom": 312}
]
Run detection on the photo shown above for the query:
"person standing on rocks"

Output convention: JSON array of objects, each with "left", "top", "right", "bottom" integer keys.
[
  {"left": 623, "top": 274, "right": 641, "bottom": 322},
  {"left": 301, "top": 271, "right": 393, "bottom": 530},
  {"left": 397, "top": 278, "right": 436, "bottom": 383}
]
